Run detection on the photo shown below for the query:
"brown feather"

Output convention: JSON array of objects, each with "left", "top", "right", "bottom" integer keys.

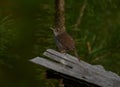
[{"left": 56, "top": 32, "right": 75, "bottom": 51}]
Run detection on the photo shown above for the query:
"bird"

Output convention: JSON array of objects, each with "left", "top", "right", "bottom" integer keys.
[{"left": 51, "top": 27, "right": 80, "bottom": 60}]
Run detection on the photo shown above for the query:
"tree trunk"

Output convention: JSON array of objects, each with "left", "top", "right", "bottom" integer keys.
[{"left": 55, "top": 0, "right": 65, "bottom": 31}]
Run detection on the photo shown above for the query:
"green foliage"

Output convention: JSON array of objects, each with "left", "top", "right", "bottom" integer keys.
[
  {"left": 0, "top": 15, "right": 15, "bottom": 56},
  {"left": 0, "top": 0, "right": 120, "bottom": 87}
]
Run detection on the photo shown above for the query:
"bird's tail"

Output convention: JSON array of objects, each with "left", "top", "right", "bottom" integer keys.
[{"left": 73, "top": 49, "right": 80, "bottom": 60}]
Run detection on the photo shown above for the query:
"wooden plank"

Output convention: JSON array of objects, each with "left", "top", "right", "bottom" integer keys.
[
  {"left": 30, "top": 57, "right": 120, "bottom": 87},
  {"left": 44, "top": 49, "right": 106, "bottom": 73},
  {"left": 44, "top": 49, "right": 120, "bottom": 80},
  {"left": 64, "top": 53, "right": 120, "bottom": 81},
  {"left": 43, "top": 49, "right": 120, "bottom": 87},
  {"left": 30, "top": 57, "right": 102, "bottom": 86},
  {"left": 44, "top": 49, "right": 79, "bottom": 63},
  {"left": 44, "top": 50, "right": 75, "bottom": 68},
  {"left": 30, "top": 57, "right": 87, "bottom": 81},
  {"left": 44, "top": 50, "right": 111, "bottom": 82}
]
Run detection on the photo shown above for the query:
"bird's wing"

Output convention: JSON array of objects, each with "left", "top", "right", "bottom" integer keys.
[{"left": 57, "top": 32, "right": 75, "bottom": 50}]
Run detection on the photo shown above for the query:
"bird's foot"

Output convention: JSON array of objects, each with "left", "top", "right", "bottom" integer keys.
[{"left": 60, "top": 50, "right": 66, "bottom": 53}]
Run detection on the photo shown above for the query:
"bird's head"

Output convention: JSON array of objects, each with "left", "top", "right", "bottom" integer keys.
[{"left": 50, "top": 27, "right": 65, "bottom": 36}]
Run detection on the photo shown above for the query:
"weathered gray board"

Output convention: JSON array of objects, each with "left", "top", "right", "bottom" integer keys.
[{"left": 30, "top": 49, "right": 120, "bottom": 87}]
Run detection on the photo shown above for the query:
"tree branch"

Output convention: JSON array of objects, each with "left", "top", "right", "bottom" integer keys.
[{"left": 74, "top": 0, "right": 87, "bottom": 29}]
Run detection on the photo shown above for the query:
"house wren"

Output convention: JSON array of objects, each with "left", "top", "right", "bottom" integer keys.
[{"left": 51, "top": 28, "right": 80, "bottom": 60}]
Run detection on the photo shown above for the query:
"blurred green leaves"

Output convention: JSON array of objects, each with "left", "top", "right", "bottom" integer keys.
[{"left": 0, "top": 15, "right": 16, "bottom": 56}]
